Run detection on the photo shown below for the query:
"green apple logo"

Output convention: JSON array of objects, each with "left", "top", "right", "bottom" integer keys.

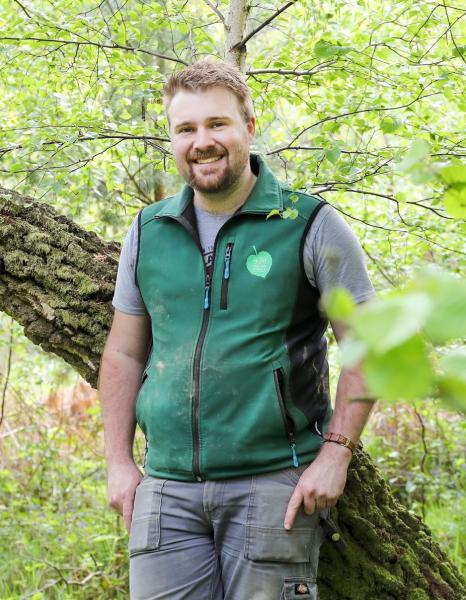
[{"left": 246, "top": 246, "right": 272, "bottom": 278}]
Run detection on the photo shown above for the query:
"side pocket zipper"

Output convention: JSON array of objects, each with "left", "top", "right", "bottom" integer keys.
[
  {"left": 273, "top": 368, "right": 299, "bottom": 467},
  {"left": 220, "top": 242, "right": 234, "bottom": 310}
]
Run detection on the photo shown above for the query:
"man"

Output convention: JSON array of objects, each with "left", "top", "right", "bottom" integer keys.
[{"left": 99, "top": 60, "right": 374, "bottom": 600}]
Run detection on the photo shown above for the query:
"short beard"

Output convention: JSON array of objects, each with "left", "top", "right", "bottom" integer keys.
[
  {"left": 187, "top": 163, "right": 242, "bottom": 194},
  {"left": 186, "top": 147, "right": 250, "bottom": 195}
]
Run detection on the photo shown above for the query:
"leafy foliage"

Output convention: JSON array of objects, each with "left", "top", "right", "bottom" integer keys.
[{"left": 324, "top": 268, "right": 466, "bottom": 411}]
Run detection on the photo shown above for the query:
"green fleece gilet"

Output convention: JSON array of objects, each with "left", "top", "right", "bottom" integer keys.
[{"left": 136, "top": 155, "right": 332, "bottom": 481}]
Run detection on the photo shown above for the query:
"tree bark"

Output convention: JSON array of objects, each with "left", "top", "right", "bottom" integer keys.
[
  {"left": 224, "top": 0, "right": 250, "bottom": 71},
  {"left": 0, "top": 186, "right": 118, "bottom": 385},
  {"left": 0, "top": 186, "right": 465, "bottom": 599}
]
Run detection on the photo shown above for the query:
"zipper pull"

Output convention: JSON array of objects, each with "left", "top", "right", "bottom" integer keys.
[
  {"left": 223, "top": 243, "right": 233, "bottom": 279},
  {"left": 290, "top": 442, "right": 299, "bottom": 467},
  {"left": 142, "top": 438, "right": 148, "bottom": 468},
  {"left": 204, "top": 273, "right": 211, "bottom": 309}
]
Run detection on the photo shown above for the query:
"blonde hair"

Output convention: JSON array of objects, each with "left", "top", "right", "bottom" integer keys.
[{"left": 163, "top": 60, "right": 254, "bottom": 122}]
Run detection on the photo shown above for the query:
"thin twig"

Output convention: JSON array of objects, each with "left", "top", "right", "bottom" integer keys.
[
  {"left": 236, "top": 1, "right": 297, "bottom": 47},
  {"left": 0, "top": 36, "right": 188, "bottom": 66},
  {"left": 0, "top": 319, "right": 14, "bottom": 429},
  {"left": 413, "top": 407, "right": 429, "bottom": 520},
  {"left": 202, "top": 0, "right": 226, "bottom": 24},
  {"left": 13, "top": 0, "right": 32, "bottom": 18}
]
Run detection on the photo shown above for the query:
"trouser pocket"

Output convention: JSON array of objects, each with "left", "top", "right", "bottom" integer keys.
[
  {"left": 244, "top": 470, "right": 323, "bottom": 574},
  {"left": 129, "top": 476, "right": 165, "bottom": 557}
]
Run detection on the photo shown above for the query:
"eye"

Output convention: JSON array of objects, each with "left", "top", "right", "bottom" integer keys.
[
  {"left": 177, "top": 126, "right": 193, "bottom": 134},
  {"left": 212, "top": 122, "right": 225, "bottom": 128}
]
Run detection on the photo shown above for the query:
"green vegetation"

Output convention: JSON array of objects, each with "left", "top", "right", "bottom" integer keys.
[{"left": 1, "top": 0, "right": 465, "bottom": 596}]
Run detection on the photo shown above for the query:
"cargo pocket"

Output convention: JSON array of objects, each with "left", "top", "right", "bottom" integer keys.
[
  {"left": 245, "top": 525, "right": 316, "bottom": 563},
  {"left": 244, "top": 472, "right": 321, "bottom": 574},
  {"left": 128, "top": 476, "right": 165, "bottom": 557}
]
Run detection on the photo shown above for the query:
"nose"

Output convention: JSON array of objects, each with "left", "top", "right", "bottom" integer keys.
[{"left": 193, "top": 127, "right": 215, "bottom": 151}]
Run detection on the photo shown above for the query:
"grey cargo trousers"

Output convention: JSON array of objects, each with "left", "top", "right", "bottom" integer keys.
[{"left": 129, "top": 464, "right": 325, "bottom": 600}]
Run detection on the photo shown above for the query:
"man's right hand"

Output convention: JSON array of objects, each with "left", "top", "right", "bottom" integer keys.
[{"left": 107, "top": 461, "right": 143, "bottom": 533}]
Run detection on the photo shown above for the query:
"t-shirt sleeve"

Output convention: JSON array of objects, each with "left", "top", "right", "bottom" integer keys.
[
  {"left": 304, "top": 204, "right": 375, "bottom": 304},
  {"left": 112, "top": 215, "right": 148, "bottom": 315}
]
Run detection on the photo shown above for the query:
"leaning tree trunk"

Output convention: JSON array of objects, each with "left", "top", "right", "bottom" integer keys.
[{"left": 0, "top": 187, "right": 465, "bottom": 600}]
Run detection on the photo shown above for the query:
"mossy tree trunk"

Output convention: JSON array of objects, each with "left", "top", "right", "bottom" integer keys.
[
  {"left": 0, "top": 186, "right": 118, "bottom": 384},
  {"left": 0, "top": 186, "right": 465, "bottom": 599}
]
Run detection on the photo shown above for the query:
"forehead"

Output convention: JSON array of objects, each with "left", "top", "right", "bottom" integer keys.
[{"left": 167, "top": 86, "right": 243, "bottom": 126}]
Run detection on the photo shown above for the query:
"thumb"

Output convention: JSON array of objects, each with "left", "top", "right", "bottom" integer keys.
[
  {"left": 284, "top": 486, "right": 303, "bottom": 531},
  {"left": 123, "top": 497, "right": 134, "bottom": 534}
]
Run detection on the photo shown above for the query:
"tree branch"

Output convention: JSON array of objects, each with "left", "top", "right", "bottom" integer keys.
[
  {"left": 0, "top": 36, "right": 188, "bottom": 66},
  {"left": 236, "top": 1, "right": 298, "bottom": 47},
  {"left": 247, "top": 63, "right": 337, "bottom": 76},
  {"left": 0, "top": 132, "right": 170, "bottom": 159},
  {"left": 270, "top": 89, "right": 440, "bottom": 151},
  {"left": 202, "top": 0, "right": 226, "bottom": 25},
  {"left": 13, "top": 0, "right": 32, "bottom": 18}
]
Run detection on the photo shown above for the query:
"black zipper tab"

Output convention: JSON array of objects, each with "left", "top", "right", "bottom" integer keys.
[
  {"left": 142, "top": 437, "right": 148, "bottom": 469},
  {"left": 274, "top": 368, "right": 299, "bottom": 467},
  {"left": 220, "top": 242, "right": 234, "bottom": 310}
]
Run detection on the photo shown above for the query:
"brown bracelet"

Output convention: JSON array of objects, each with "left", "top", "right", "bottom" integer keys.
[{"left": 323, "top": 432, "right": 356, "bottom": 454}]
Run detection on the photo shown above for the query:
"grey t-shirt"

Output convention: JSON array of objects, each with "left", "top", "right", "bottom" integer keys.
[{"left": 112, "top": 203, "right": 374, "bottom": 315}]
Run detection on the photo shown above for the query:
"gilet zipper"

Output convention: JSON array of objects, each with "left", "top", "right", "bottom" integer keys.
[
  {"left": 273, "top": 368, "right": 299, "bottom": 467},
  {"left": 220, "top": 242, "right": 234, "bottom": 310}
]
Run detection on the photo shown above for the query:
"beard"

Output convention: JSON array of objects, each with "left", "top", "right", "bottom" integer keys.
[{"left": 182, "top": 143, "right": 250, "bottom": 195}]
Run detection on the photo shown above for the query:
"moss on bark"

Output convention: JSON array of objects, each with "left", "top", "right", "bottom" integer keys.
[
  {"left": 319, "top": 449, "right": 465, "bottom": 599},
  {"left": 1, "top": 186, "right": 465, "bottom": 599},
  {"left": 0, "top": 186, "right": 118, "bottom": 384}
]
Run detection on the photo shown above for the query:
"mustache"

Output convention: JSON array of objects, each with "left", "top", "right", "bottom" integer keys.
[{"left": 189, "top": 150, "right": 226, "bottom": 161}]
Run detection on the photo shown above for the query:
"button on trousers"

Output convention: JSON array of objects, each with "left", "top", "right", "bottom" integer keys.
[{"left": 129, "top": 465, "right": 325, "bottom": 600}]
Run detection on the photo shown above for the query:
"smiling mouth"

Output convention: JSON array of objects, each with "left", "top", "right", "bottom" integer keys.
[{"left": 192, "top": 155, "right": 225, "bottom": 165}]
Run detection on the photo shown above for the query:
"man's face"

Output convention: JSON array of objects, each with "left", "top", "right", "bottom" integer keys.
[{"left": 168, "top": 86, "right": 255, "bottom": 196}]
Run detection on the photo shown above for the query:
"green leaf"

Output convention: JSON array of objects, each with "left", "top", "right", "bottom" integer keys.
[
  {"left": 314, "top": 39, "right": 352, "bottom": 59},
  {"left": 444, "top": 185, "right": 466, "bottom": 218},
  {"left": 437, "top": 350, "right": 466, "bottom": 412},
  {"left": 380, "top": 116, "right": 401, "bottom": 133},
  {"left": 398, "top": 139, "right": 431, "bottom": 172},
  {"left": 439, "top": 165, "right": 466, "bottom": 185},
  {"left": 410, "top": 165, "right": 435, "bottom": 185},
  {"left": 266, "top": 209, "right": 281, "bottom": 220},
  {"left": 452, "top": 45, "right": 466, "bottom": 58},
  {"left": 282, "top": 207, "right": 298, "bottom": 220},
  {"left": 339, "top": 337, "right": 367, "bottom": 368},
  {"left": 350, "top": 293, "right": 433, "bottom": 353},
  {"left": 363, "top": 336, "right": 434, "bottom": 401},
  {"left": 325, "top": 146, "right": 341, "bottom": 164},
  {"left": 321, "top": 287, "right": 355, "bottom": 321},
  {"left": 419, "top": 271, "right": 466, "bottom": 342}
]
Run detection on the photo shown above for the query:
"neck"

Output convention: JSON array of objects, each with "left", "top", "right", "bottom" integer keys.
[{"left": 193, "top": 164, "right": 257, "bottom": 215}]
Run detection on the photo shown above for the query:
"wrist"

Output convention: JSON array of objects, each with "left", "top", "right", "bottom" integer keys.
[
  {"left": 319, "top": 439, "right": 353, "bottom": 462},
  {"left": 105, "top": 454, "right": 137, "bottom": 469},
  {"left": 323, "top": 431, "right": 356, "bottom": 454}
]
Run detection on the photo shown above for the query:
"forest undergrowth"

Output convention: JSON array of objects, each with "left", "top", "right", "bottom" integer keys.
[{"left": 0, "top": 325, "right": 465, "bottom": 599}]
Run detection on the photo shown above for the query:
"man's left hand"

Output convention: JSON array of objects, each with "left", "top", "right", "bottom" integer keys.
[{"left": 284, "top": 442, "right": 352, "bottom": 530}]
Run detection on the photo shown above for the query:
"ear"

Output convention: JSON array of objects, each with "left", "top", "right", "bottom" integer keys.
[{"left": 246, "top": 116, "right": 256, "bottom": 140}]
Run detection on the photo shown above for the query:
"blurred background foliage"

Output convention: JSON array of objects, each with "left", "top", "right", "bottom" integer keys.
[{"left": 0, "top": 0, "right": 465, "bottom": 597}]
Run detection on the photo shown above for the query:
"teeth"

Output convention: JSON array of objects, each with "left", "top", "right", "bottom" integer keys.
[{"left": 195, "top": 156, "right": 223, "bottom": 164}]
